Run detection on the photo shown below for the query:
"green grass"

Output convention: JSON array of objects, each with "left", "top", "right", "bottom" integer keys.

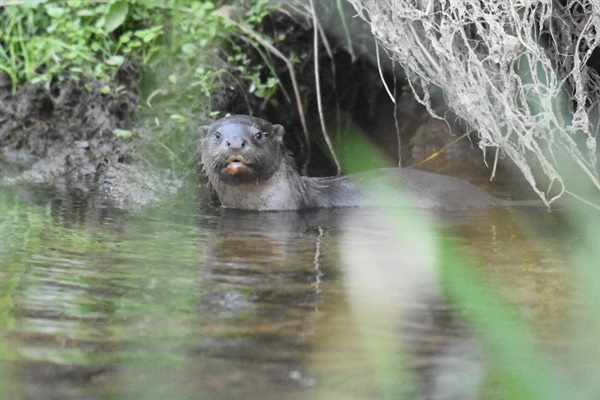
[{"left": 0, "top": 0, "right": 285, "bottom": 109}]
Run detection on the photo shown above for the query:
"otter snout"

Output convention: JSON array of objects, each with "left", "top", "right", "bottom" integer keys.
[{"left": 226, "top": 136, "right": 247, "bottom": 150}]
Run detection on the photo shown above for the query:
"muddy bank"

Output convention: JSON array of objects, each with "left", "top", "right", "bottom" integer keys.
[{"left": 0, "top": 62, "right": 182, "bottom": 210}]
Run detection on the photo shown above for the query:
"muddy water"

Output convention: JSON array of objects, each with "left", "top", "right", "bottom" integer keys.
[{"left": 0, "top": 183, "right": 597, "bottom": 399}]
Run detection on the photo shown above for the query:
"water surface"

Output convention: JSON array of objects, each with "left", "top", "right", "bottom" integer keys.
[{"left": 1, "top": 183, "right": 597, "bottom": 399}]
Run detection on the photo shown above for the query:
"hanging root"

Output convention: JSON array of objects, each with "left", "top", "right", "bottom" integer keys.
[{"left": 348, "top": 0, "right": 600, "bottom": 208}]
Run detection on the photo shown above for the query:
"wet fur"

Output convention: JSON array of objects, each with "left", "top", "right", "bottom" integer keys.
[
  {"left": 200, "top": 115, "right": 535, "bottom": 211},
  {"left": 200, "top": 115, "right": 307, "bottom": 210}
]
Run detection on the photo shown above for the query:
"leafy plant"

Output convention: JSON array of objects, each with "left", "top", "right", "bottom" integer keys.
[{"left": 0, "top": 0, "right": 287, "bottom": 110}]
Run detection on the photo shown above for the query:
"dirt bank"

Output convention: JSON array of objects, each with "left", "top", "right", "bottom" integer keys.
[{"left": 0, "top": 62, "right": 181, "bottom": 210}]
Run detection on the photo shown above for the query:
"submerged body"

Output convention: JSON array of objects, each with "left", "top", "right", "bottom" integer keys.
[{"left": 200, "top": 115, "right": 521, "bottom": 211}]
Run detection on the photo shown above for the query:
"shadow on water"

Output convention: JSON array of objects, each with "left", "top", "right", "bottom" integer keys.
[{"left": 0, "top": 183, "right": 597, "bottom": 399}]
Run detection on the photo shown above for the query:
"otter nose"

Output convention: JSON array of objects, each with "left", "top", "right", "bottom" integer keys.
[{"left": 226, "top": 136, "right": 246, "bottom": 150}]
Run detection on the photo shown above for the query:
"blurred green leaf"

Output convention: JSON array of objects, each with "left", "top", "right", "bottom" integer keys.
[
  {"left": 104, "top": 0, "right": 128, "bottom": 33},
  {"left": 114, "top": 129, "right": 133, "bottom": 138},
  {"left": 105, "top": 55, "right": 125, "bottom": 66}
]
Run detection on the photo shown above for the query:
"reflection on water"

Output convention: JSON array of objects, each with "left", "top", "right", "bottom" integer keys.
[{"left": 0, "top": 184, "right": 597, "bottom": 399}]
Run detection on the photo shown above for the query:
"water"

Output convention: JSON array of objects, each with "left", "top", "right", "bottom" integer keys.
[{"left": 1, "top": 183, "right": 597, "bottom": 399}]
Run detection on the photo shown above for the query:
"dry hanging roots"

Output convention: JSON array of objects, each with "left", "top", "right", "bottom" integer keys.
[{"left": 347, "top": 0, "right": 600, "bottom": 209}]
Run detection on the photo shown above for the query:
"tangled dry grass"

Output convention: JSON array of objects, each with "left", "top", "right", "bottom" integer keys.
[{"left": 347, "top": 0, "right": 600, "bottom": 208}]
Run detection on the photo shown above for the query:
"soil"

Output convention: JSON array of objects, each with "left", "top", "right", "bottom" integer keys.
[{"left": 0, "top": 61, "right": 181, "bottom": 210}]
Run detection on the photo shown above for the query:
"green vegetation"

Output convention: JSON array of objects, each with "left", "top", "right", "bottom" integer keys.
[
  {"left": 0, "top": 0, "right": 285, "bottom": 108},
  {"left": 2, "top": 0, "right": 158, "bottom": 88}
]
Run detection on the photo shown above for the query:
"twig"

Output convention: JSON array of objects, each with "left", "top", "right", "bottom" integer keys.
[
  {"left": 407, "top": 21, "right": 441, "bottom": 73},
  {"left": 376, "top": 42, "right": 395, "bottom": 104},
  {"left": 410, "top": 132, "right": 469, "bottom": 168},
  {"left": 309, "top": 0, "right": 341, "bottom": 175},
  {"left": 491, "top": 146, "right": 499, "bottom": 181},
  {"left": 336, "top": 0, "right": 355, "bottom": 61},
  {"left": 572, "top": 153, "right": 600, "bottom": 191},
  {"left": 146, "top": 89, "right": 168, "bottom": 108},
  {"left": 227, "top": 18, "right": 311, "bottom": 155},
  {"left": 392, "top": 61, "right": 401, "bottom": 167},
  {"left": 564, "top": 190, "right": 600, "bottom": 211}
]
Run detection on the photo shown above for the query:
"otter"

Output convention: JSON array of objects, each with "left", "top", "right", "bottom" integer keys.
[{"left": 200, "top": 115, "right": 533, "bottom": 211}]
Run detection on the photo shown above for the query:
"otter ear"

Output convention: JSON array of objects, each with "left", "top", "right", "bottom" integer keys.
[
  {"left": 198, "top": 125, "right": 210, "bottom": 138},
  {"left": 270, "top": 124, "right": 285, "bottom": 142}
]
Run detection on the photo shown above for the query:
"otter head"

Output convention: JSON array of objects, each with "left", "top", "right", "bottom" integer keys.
[{"left": 200, "top": 115, "right": 287, "bottom": 184}]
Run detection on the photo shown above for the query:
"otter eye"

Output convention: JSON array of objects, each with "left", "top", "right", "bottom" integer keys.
[
  {"left": 214, "top": 132, "right": 221, "bottom": 140},
  {"left": 255, "top": 132, "right": 263, "bottom": 140}
]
